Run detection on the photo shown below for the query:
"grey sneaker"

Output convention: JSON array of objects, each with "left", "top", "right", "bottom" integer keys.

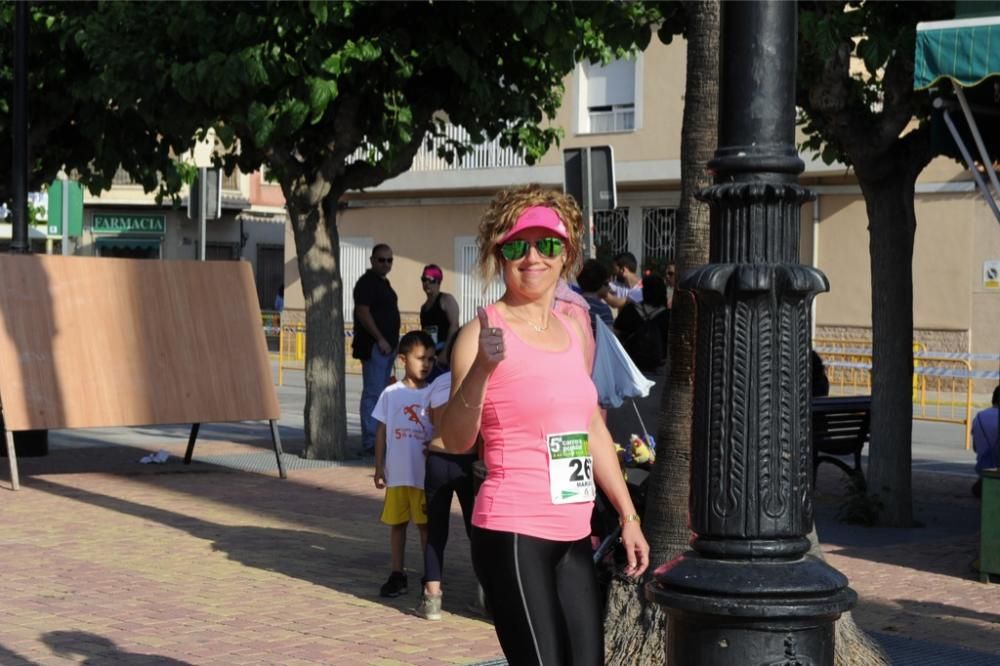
[{"left": 415, "top": 593, "right": 442, "bottom": 620}]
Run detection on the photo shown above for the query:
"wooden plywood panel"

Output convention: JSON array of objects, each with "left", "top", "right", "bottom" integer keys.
[{"left": 0, "top": 255, "right": 280, "bottom": 430}]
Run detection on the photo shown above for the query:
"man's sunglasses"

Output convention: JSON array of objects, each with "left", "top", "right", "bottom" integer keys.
[
  {"left": 374, "top": 256, "right": 393, "bottom": 264},
  {"left": 499, "top": 237, "right": 565, "bottom": 261}
]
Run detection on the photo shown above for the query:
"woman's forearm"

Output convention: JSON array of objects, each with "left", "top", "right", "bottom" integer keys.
[
  {"left": 589, "top": 411, "right": 638, "bottom": 518},
  {"left": 440, "top": 366, "right": 489, "bottom": 452}
]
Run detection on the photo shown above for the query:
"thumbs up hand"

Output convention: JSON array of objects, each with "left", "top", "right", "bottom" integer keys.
[{"left": 477, "top": 307, "right": 506, "bottom": 369}]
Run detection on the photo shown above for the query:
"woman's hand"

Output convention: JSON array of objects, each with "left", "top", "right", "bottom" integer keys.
[
  {"left": 476, "top": 307, "right": 506, "bottom": 369},
  {"left": 620, "top": 521, "right": 650, "bottom": 577}
]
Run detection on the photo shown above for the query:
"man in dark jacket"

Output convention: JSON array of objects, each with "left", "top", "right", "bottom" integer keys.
[{"left": 353, "top": 244, "right": 401, "bottom": 454}]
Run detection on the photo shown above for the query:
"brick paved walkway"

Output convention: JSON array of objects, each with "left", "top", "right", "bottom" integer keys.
[
  {"left": 1, "top": 432, "right": 997, "bottom": 664},
  {"left": 2, "top": 437, "right": 501, "bottom": 665},
  {"left": 814, "top": 469, "right": 1000, "bottom": 661}
]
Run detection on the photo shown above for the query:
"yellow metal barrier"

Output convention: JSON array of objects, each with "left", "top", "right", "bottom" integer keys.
[
  {"left": 274, "top": 319, "right": 425, "bottom": 386},
  {"left": 816, "top": 341, "right": 974, "bottom": 450},
  {"left": 277, "top": 323, "right": 306, "bottom": 386}
]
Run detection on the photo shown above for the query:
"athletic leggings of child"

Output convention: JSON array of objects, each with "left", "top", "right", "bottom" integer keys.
[
  {"left": 471, "top": 526, "right": 603, "bottom": 666},
  {"left": 423, "top": 451, "right": 476, "bottom": 583}
]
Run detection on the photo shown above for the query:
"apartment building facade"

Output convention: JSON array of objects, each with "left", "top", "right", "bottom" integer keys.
[{"left": 266, "top": 32, "right": 998, "bottom": 369}]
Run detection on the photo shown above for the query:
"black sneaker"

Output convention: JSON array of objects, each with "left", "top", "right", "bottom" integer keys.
[{"left": 380, "top": 571, "right": 408, "bottom": 598}]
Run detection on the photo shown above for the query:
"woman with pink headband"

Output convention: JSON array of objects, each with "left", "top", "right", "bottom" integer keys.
[{"left": 441, "top": 185, "right": 649, "bottom": 665}]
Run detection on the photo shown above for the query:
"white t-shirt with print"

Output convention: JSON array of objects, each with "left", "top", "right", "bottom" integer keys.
[
  {"left": 372, "top": 382, "right": 432, "bottom": 488},
  {"left": 429, "top": 372, "right": 452, "bottom": 410}
]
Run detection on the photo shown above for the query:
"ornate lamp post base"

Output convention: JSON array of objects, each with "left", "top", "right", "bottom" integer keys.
[{"left": 651, "top": 554, "right": 855, "bottom": 665}]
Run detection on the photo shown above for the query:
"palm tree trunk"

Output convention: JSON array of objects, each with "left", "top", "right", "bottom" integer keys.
[{"left": 603, "top": 4, "right": 719, "bottom": 662}]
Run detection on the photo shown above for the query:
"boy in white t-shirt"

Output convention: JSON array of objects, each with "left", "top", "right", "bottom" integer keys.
[{"left": 373, "top": 330, "right": 436, "bottom": 598}]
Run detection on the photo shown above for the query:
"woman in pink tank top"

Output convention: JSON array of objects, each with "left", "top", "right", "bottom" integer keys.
[{"left": 441, "top": 186, "right": 649, "bottom": 665}]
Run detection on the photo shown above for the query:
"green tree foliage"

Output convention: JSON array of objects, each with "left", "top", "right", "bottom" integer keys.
[
  {"left": 796, "top": 1, "right": 954, "bottom": 526},
  {"left": 1, "top": 1, "right": 663, "bottom": 459},
  {"left": 0, "top": 3, "right": 191, "bottom": 202}
]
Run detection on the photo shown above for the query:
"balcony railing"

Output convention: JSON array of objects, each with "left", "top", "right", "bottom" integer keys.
[
  {"left": 409, "top": 124, "right": 528, "bottom": 172},
  {"left": 111, "top": 166, "right": 242, "bottom": 192},
  {"left": 222, "top": 169, "right": 241, "bottom": 191},
  {"left": 111, "top": 167, "right": 139, "bottom": 186}
]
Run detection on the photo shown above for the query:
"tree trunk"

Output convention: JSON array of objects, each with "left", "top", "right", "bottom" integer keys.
[
  {"left": 857, "top": 163, "right": 918, "bottom": 527},
  {"left": 603, "top": 3, "right": 718, "bottom": 662},
  {"left": 287, "top": 188, "right": 350, "bottom": 461}
]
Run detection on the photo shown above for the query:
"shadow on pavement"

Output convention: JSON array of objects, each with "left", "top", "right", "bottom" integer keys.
[
  {"left": 41, "top": 631, "right": 193, "bottom": 665},
  {"left": 0, "top": 643, "right": 37, "bottom": 666},
  {"left": 814, "top": 470, "right": 982, "bottom": 580},
  {"left": 857, "top": 598, "right": 1000, "bottom": 660},
  {"left": 22, "top": 461, "right": 484, "bottom": 621},
  {"left": 894, "top": 598, "right": 1000, "bottom": 626},
  {"left": 28, "top": 475, "right": 397, "bottom": 597}
]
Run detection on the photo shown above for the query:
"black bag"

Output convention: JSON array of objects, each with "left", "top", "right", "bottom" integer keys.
[{"left": 622, "top": 305, "right": 665, "bottom": 371}]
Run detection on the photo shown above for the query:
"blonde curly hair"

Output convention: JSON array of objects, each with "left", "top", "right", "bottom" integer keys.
[{"left": 477, "top": 185, "right": 583, "bottom": 284}]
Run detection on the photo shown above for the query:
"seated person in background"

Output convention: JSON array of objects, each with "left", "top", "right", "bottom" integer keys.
[
  {"left": 613, "top": 275, "right": 670, "bottom": 373},
  {"left": 811, "top": 350, "right": 830, "bottom": 397},
  {"left": 971, "top": 385, "right": 1000, "bottom": 498},
  {"left": 576, "top": 259, "right": 613, "bottom": 334}
]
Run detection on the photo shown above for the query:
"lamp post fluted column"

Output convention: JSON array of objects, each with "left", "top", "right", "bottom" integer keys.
[{"left": 647, "top": 2, "right": 855, "bottom": 664}]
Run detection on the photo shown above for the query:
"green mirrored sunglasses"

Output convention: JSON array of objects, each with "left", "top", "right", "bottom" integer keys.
[{"left": 499, "top": 237, "right": 565, "bottom": 261}]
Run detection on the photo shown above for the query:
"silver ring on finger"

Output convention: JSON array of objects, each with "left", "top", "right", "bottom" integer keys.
[{"left": 495, "top": 343, "right": 501, "bottom": 354}]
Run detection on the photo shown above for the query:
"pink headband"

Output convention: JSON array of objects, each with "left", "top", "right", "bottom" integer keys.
[{"left": 499, "top": 206, "right": 568, "bottom": 243}]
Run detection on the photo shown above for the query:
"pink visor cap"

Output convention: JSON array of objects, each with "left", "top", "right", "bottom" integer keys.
[
  {"left": 499, "top": 206, "right": 568, "bottom": 243},
  {"left": 421, "top": 265, "right": 443, "bottom": 281}
]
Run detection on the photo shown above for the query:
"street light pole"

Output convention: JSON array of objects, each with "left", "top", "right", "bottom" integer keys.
[
  {"left": 647, "top": 2, "right": 855, "bottom": 664},
  {"left": 11, "top": 0, "right": 29, "bottom": 254}
]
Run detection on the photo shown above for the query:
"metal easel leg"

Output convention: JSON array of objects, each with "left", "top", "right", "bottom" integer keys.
[
  {"left": 5, "top": 429, "right": 19, "bottom": 491},
  {"left": 269, "top": 419, "right": 287, "bottom": 479},
  {"left": 183, "top": 423, "right": 200, "bottom": 465}
]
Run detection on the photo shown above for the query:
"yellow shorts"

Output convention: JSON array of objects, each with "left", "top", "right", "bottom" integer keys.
[{"left": 381, "top": 486, "right": 427, "bottom": 525}]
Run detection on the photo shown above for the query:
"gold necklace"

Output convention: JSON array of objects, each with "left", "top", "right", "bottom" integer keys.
[{"left": 506, "top": 306, "right": 549, "bottom": 332}]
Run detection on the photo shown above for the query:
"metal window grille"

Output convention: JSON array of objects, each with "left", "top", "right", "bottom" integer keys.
[
  {"left": 594, "top": 207, "right": 630, "bottom": 256},
  {"left": 588, "top": 105, "right": 636, "bottom": 133},
  {"left": 642, "top": 207, "right": 677, "bottom": 264}
]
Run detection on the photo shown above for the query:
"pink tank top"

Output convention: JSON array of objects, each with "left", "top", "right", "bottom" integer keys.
[{"left": 472, "top": 304, "right": 598, "bottom": 541}]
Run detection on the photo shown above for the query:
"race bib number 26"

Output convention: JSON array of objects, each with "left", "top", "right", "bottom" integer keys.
[{"left": 547, "top": 432, "right": 596, "bottom": 505}]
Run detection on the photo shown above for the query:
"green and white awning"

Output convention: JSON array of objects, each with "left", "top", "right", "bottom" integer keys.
[
  {"left": 915, "top": 16, "right": 1000, "bottom": 90},
  {"left": 916, "top": 15, "right": 1000, "bottom": 225}
]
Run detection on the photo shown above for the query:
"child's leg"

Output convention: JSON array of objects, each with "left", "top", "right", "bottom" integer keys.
[
  {"left": 418, "top": 523, "right": 428, "bottom": 556},
  {"left": 390, "top": 523, "right": 407, "bottom": 573},
  {"left": 423, "top": 453, "right": 453, "bottom": 596}
]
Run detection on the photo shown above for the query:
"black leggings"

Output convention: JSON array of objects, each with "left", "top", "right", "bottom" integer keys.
[
  {"left": 423, "top": 451, "right": 476, "bottom": 583},
  {"left": 471, "top": 527, "right": 603, "bottom": 666}
]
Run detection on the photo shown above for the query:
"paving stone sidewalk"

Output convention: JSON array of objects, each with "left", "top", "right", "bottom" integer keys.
[
  {"left": 1, "top": 426, "right": 998, "bottom": 664},
  {"left": 1, "top": 435, "right": 501, "bottom": 666}
]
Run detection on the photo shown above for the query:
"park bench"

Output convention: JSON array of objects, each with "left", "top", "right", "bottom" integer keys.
[{"left": 812, "top": 395, "right": 872, "bottom": 488}]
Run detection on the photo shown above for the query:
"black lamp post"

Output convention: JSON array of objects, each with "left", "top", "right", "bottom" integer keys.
[
  {"left": 11, "top": 0, "right": 29, "bottom": 255},
  {"left": 647, "top": 2, "right": 855, "bottom": 664}
]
